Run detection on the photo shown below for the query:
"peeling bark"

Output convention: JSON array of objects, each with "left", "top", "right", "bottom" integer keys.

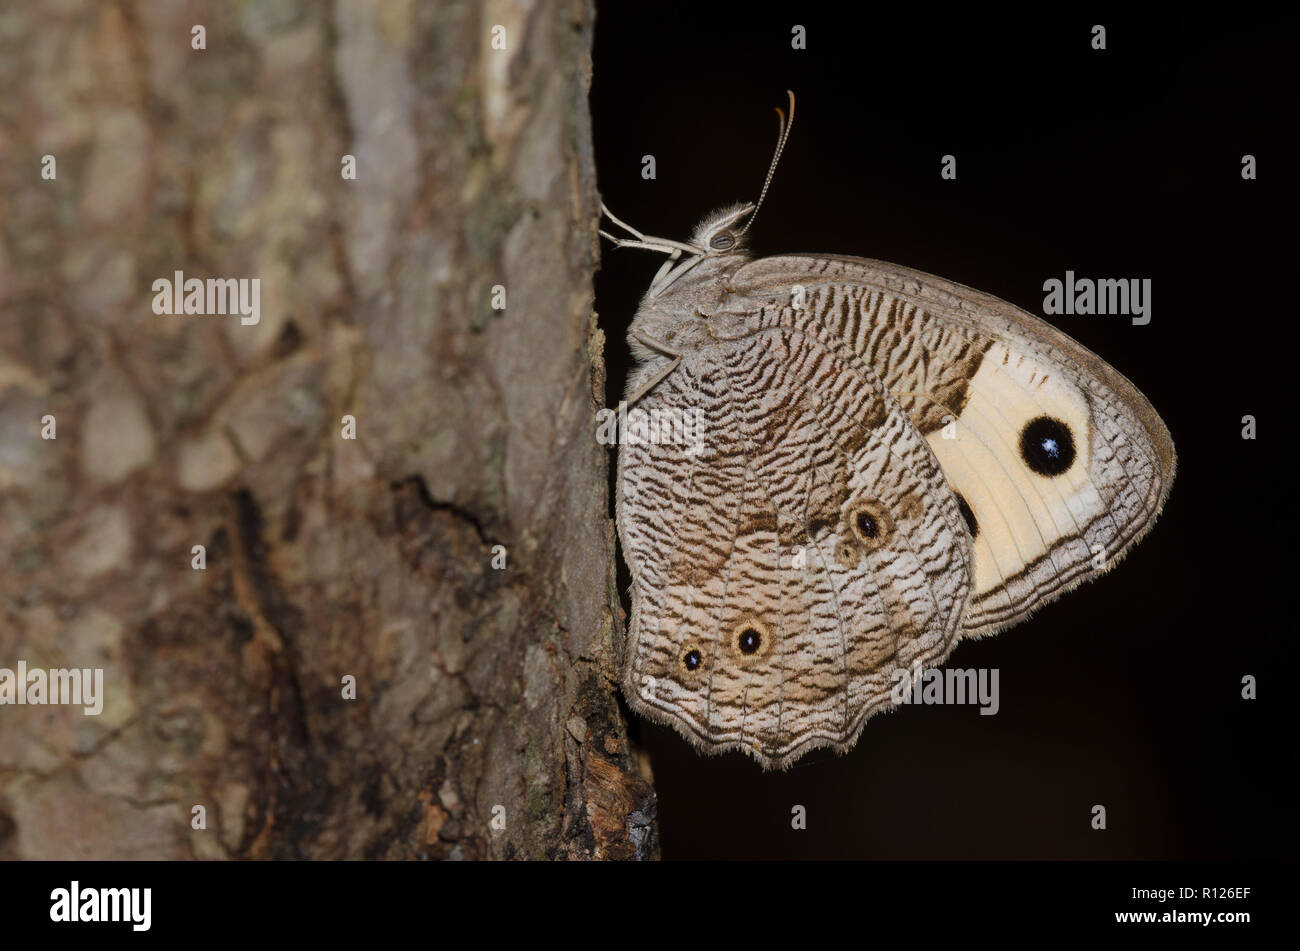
[{"left": 0, "top": 0, "right": 654, "bottom": 860}]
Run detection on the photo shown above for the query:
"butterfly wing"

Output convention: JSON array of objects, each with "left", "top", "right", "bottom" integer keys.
[
  {"left": 617, "top": 317, "right": 972, "bottom": 769},
  {"left": 729, "top": 255, "right": 1176, "bottom": 638}
]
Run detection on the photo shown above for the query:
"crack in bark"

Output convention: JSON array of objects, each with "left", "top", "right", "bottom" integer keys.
[{"left": 390, "top": 475, "right": 500, "bottom": 549}]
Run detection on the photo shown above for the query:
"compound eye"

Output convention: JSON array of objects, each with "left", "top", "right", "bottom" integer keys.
[{"left": 709, "top": 232, "right": 735, "bottom": 251}]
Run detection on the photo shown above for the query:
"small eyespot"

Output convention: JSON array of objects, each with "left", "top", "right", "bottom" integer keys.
[
  {"left": 682, "top": 647, "right": 702, "bottom": 672},
  {"left": 835, "top": 540, "right": 860, "bottom": 567},
  {"left": 1020, "top": 416, "right": 1076, "bottom": 476},
  {"left": 955, "top": 492, "right": 979, "bottom": 539},
  {"left": 709, "top": 232, "right": 735, "bottom": 251},
  {"left": 664, "top": 331, "right": 677, "bottom": 342},
  {"left": 731, "top": 618, "right": 770, "bottom": 659},
  {"left": 849, "top": 499, "right": 894, "bottom": 551}
]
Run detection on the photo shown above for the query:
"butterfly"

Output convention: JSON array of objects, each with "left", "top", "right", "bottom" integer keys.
[{"left": 601, "top": 93, "right": 1175, "bottom": 770}]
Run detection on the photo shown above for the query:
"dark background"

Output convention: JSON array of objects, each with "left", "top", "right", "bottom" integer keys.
[{"left": 592, "top": 5, "right": 1293, "bottom": 859}]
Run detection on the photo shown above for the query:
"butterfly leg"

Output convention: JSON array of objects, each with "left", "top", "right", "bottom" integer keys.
[
  {"left": 599, "top": 201, "right": 701, "bottom": 256},
  {"left": 648, "top": 255, "right": 709, "bottom": 298},
  {"left": 624, "top": 333, "right": 683, "bottom": 407},
  {"left": 648, "top": 250, "right": 683, "bottom": 292},
  {"left": 600, "top": 201, "right": 650, "bottom": 241},
  {"left": 597, "top": 230, "right": 679, "bottom": 253}
]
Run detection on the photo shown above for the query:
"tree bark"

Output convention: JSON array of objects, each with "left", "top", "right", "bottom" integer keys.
[{"left": 0, "top": 0, "right": 655, "bottom": 860}]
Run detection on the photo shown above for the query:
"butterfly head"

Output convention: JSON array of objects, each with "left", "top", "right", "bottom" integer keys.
[{"left": 689, "top": 202, "right": 756, "bottom": 255}]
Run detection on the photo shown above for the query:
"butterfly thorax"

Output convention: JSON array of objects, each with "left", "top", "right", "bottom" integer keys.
[{"left": 627, "top": 251, "right": 753, "bottom": 360}]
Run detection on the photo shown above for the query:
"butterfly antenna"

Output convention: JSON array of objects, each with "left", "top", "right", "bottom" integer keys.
[{"left": 738, "top": 90, "right": 795, "bottom": 238}]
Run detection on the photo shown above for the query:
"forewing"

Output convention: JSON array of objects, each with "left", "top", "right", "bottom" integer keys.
[{"left": 731, "top": 255, "right": 1176, "bottom": 637}]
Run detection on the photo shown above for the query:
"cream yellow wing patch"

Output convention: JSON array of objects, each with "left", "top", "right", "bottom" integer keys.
[{"left": 925, "top": 342, "right": 1109, "bottom": 621}]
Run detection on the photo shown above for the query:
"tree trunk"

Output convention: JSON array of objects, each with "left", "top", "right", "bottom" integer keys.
[{"left": 0, "top": 0, "right": 655, "bottom": 860}]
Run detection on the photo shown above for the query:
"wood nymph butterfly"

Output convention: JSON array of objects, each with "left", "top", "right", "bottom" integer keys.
[{"left": 603, "top": 92, "right": 1175, "bottom": 770}]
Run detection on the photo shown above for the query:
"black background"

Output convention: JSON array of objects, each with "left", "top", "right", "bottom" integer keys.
[{"left": 592, "top": 5, "right": 1293, "bottom": 859}]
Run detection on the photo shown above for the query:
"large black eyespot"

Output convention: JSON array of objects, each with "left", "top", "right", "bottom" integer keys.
[
  {"left": 682, "top": 648, "right": 702, "bottom": 672},
  {"left": 709, "top": 232, "right": 735, "bottom": 251},
  {"left": 738, "top": 628, "right": 761, "bottom": 654},
  {"left": 1020, "top": 416, "right": 1076, "bottom": 476},
  {"left": 955, "top": 493, "right": 978, "bottom": 539}
]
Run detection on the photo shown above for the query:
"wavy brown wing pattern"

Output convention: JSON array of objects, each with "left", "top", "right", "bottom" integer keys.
[
  {"left": 731, "top": 255, "right": 1176, "bottom": 639},
  {"left": 617, "top": 314, "right": 972, "bottom": 769}
]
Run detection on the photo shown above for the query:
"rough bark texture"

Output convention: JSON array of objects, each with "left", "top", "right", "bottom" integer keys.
[{"left": 0, "top": 0, "right": 656, "bottom": 860}]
